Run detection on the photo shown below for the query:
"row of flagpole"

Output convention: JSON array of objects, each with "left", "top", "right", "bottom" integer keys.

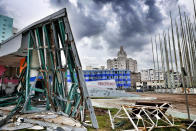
[
  {"left": 151, "top": 0, "right": 196, "bottom": 119},
  {"left": 151, "top": 1, "right": 196, "bottom": 90}
]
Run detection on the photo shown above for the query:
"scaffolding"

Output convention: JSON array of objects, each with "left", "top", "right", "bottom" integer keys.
[
  {"left": 108, "top": 103, "right": 179, "bottom": 130},
  {"left": 0, "top": 8, "right": 98, "bottom": 128}
]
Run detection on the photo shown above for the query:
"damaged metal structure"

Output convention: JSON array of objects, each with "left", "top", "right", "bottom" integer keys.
[
  {"left": 0, "top": 8, "right": 98, "bottom": 129},
  {"left": 108, "top": 102, "right": 179, "bottom": 130}
]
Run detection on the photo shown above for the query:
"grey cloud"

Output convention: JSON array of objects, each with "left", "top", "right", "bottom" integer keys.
[
  {"left": 49, "top": 0, "right": 69, "bottom": 7},
  {"left": 0, "top": 2, "right": 7, "bottom": 15},
  {"left": 93, "top": 0, "right": 164, "bottom": 51},
  {"left": 49, "top": 0, "right": 179, "bottom": 53},
  {"left": 49, "top": 0, "right": 106, "bottom": 40}
]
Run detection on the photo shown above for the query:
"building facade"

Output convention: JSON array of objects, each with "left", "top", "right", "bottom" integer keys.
[
  {"left": 67, "top": 69, "right": 131, "bottom": 89},
  {"left": 141, "top": 69, "right": 165, "bottom": 88},
  {"left": 141, "top": 69, "right": 180, "bottom": 88},
  {"left": 165, "top": 71, "right": 180, "bottom": 88},
  {"left": 141, "top": 69, "right": 164, "bottom": 82},
  {"left": 86, "top": 66, "right": 105, "bottom": 70},
  {"left": 0, "top": 15, "right": 13, "bottom": 43},
  {"left": 131, "top": 72, "right": 141, "bottom": 88},
  {"left": 107, "top": 46, "right": 137, "bottom": 72}
]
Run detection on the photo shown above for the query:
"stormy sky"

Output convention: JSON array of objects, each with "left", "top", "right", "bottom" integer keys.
[{"left": 0, "top": 0, "right": 194, "bottom": 70}]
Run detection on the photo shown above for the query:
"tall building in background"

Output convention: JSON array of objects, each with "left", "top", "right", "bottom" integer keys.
[
  {"left": 0, "top": 15, "right": 13, "bottom": 43},
  {"left": 107, "top": 46, "right": 137, "bottom": 72}
]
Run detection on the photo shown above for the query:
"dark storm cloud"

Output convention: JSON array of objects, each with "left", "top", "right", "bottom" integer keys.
[
  {"left": 49, "top": 0, "right": 179, "bottom": 52},
  {"left": 92, "top": 0, "right": 164, "bottom": 51},
  {"left": 49, "top": 0, "right": 105, "bottom": 40},
  {"left": 145, "top": 0, "right": 163, "bottom": 26},
  {"left": 72, "top": 14, "right": 105, "bottom": 39}
]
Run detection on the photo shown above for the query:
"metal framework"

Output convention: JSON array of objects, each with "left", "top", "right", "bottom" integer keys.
[
  {"left": 0, "top": 8, "right": 98, "bottom": 128},
  {"left": 108, "top": 103, "right": 178, "bottom": 131},
  {"left": 187, "top": 119, "right": 196, "bottom": 130}
]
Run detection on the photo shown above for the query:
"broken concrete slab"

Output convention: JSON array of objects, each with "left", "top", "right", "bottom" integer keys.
[{"left": 0, "top": 106, "right": 87, "bottom": 131}]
